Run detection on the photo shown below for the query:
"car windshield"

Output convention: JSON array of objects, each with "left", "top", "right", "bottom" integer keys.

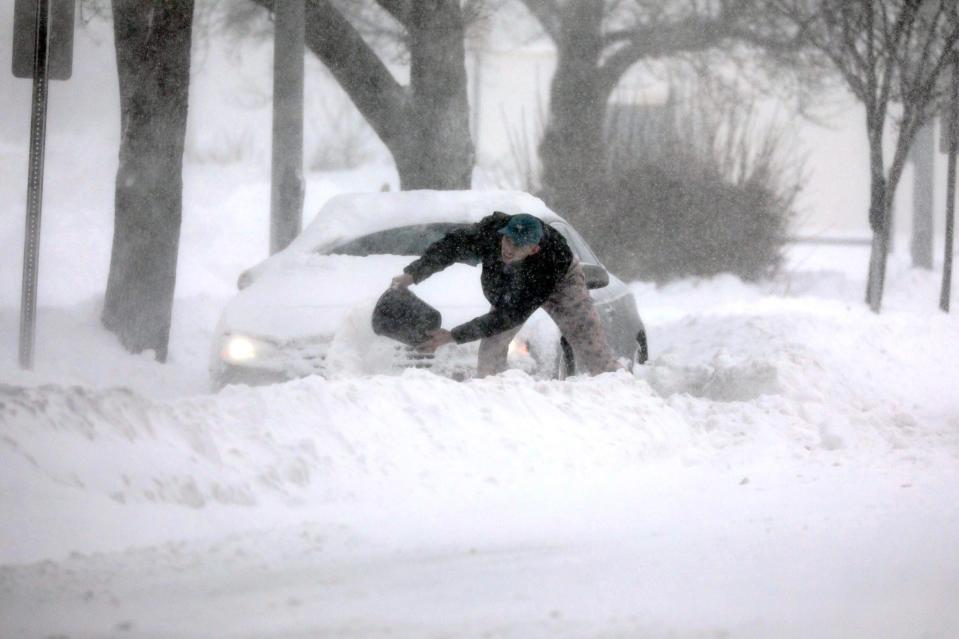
[{"left": 325, "top": 223, "right": 469, "bottom": 257}]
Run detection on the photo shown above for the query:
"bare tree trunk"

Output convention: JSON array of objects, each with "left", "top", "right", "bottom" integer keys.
[
  {"left": 539, "top": 1, "right": 605, "bottom": 227},
  {"left": 865, "top": 187, "right": 888, "bottom": 312},
  {"left": 867, "top": 123, "right": 915, "bottom": 312},
  {"left": 396, "top": 0, "right": 473, "bottom": 189},
  {"left": 911, "top": 121, "right": 935, "bottom": 269},
  {"left": 865, "top": 107, "right": 889, "bottom": 312},
  {"left": 297, "top": 0, "right": 472, "bottom": 190},
  {"left": 103, "top": 0, "right": 194, "bottom": 362}
]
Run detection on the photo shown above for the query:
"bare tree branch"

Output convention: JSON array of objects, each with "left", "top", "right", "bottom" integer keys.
[
  {"left": 373, "top": 0, "right": 412, "bottom": 28},
  {"left": 250, "top": 0, "right": 410, "bottom": 148},
  {"left": 876, "top": 3, "right": 920, "bottom": 125},
  {"left": 603, "top": 28, "right": 637, "bottom": 47},
  {"left": 597, "top": 15, "right": 737, "bottom": 95}
]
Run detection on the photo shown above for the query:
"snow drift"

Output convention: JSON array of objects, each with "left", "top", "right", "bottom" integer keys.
[{"left": 3, "top": 289, "right": 957, "bottom": 567}]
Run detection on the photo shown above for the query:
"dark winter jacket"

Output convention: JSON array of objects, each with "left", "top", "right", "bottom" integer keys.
[{"left": 403, "top": 212, "right": 573, "bottom": 343}]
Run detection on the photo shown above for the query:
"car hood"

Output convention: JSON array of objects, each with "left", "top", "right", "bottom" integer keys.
[{"left": 219, "top": 254, "right": 489, "bottom": 341}]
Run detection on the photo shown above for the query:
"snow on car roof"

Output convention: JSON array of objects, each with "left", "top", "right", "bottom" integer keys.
[{"left": 289, "top": 189, "right": 562, "bottom": 253}]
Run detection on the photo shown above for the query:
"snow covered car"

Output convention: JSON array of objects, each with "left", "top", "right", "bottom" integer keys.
[{"left": 210, "top": 190, "right": 647, "bottom": 387}]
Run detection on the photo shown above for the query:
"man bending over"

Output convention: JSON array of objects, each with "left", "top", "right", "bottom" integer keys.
[{"left": 392, "top": 212, "right": 618, "bottom": 377}]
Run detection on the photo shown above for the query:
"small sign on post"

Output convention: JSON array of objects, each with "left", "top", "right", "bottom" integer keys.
[
  {"left": 12, "top": 0, "right": 75, "bottom": 370},
  {"left": 13, "top": 0, "right": 74, "bottom": 80}
]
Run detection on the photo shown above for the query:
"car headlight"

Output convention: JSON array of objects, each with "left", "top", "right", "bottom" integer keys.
[
  {"left": 220, "top": 334, "right": 278, "bottom": 365},
  {"left": 508, "top": 337, "right": 530, "bottom": 358}
]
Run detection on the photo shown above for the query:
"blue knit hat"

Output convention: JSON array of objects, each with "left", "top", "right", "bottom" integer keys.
[{"left": 497, "top": 213, "right": 544, "bottom": 246}]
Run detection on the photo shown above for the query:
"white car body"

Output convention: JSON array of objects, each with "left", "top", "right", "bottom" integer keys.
[{"left": 211, "top": 190, "right": 644, "bottom": 387}]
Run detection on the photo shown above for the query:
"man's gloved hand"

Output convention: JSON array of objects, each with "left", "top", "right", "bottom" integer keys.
[
  {"left": 417, "top": 328, "right": 454, "bottom": 353},
  {"left": 391, "top": 273, "right": 414, "bottom": 289}
]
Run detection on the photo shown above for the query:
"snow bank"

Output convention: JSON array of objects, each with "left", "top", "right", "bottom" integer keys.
[
  {"left": 0, "top": 371, "right": 688, "bottom": 509},
  {"left": 3, "top": 282, "right": 957, "bottom": 564},
  {"left": 0, "top": 370, "right": 691, "bottom": 558},
  {"left": 639, "top": 300, "right": 959, "bottom": 465}
]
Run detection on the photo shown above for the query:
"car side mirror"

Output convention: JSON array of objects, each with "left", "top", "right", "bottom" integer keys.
[
  {"left": 582, "top": 263, "right": 609, "bottom": 289},
  {"left": 237, "top": 268, "right": 254, "bottom": 290},
  {"left": 237, "top": 257, "right": 270, "bottom": 290}
]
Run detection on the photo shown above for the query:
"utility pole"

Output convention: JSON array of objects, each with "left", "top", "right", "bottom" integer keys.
[{"left": 270, "top": 0, "right": 305, "bottom": 255}]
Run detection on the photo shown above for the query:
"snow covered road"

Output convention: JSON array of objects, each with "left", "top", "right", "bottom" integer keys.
[{"left": 2, "top": 464, "right": 957, "bottom": 638}]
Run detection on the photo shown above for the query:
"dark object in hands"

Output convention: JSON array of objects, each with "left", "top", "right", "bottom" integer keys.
[{"left": 372, "top": 287, "right": 442, "bottom": 347}]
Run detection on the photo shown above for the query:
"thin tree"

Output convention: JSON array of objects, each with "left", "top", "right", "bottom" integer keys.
[
  {"left": 250, "top": 0, "right": 475, "bottom": 190},
  {"left": 772, "top": 0, "right": 959, "bottom": 311},
  {"left": 102, "top": 0, "right": 194, "bottom": 361}
]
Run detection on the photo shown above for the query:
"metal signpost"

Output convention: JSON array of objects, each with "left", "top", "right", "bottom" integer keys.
[{"left": 11, "top": 0, "right": 75, "bottom": 369}]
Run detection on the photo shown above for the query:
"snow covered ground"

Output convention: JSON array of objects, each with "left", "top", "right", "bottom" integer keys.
[
  {"left": 3, "top": 8, "right": 957, "bottom": 635},
  {"left": 2, "top": 148, "right": 959, "bottom": 637}
]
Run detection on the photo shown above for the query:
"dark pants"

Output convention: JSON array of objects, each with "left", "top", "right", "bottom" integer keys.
[{"left": 477, "top": 260, "right": 618, "bottom": 376}]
